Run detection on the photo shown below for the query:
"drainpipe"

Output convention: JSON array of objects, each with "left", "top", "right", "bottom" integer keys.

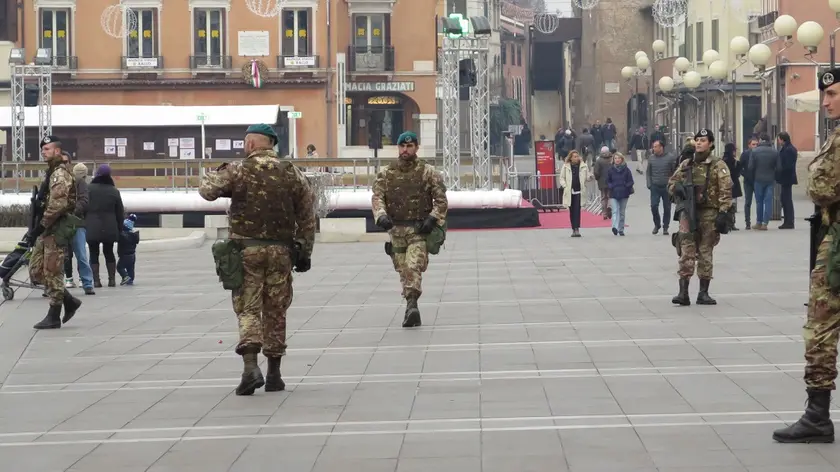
[
  {"left": 18, "top": 0, "right": 25, "bottom": 50},
  {"left": 325, "top": 0, "right": 332, "bottom": 157}
]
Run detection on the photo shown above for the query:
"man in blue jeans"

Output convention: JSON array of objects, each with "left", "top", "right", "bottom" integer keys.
[
  {"left": 647, "top": 139, "right": 677, "bottom": 235},
  {"left": 63, "top": 160, "right": 95, "bottom": 295},
  {"left": 747, "top": 133, "right": 780, "bottom": 231}
]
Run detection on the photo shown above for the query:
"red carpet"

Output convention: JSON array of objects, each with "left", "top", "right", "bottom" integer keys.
[{"left": 536, "top": 208, "right": 613, "bottom": 229}]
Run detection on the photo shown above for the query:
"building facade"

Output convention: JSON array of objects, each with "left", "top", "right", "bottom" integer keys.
[
  {"left": 3, "top": 0, "right": 439, "bottom": 159},
  {"left": 758, "top": 0, "right": 836, "bottom": 152},
  {"left": 500, "top": 15, "right": 527, "bottom": 118},
  {"left": 665, "top": 0, "right": 763, "bottom": 148}
]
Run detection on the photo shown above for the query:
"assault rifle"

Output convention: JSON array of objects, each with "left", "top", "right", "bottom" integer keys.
[
  {"left": 673, "top": 162, "right": 697, "bottom": 232},
  {"left": 29, "top": 185, "right": 43, "bottom": 232}
]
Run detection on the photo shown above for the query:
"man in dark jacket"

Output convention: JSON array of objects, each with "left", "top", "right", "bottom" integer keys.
[
  {"left": 591, "top": 120, "right": 603, "bottom": 151},
  {"left": 592, "top": 146, "right": 613, "bottom": 219},
  {"left": 629, "top": 127, "right": 650, "bottom": 174},
  {"left": 602, "top": 118, "right": 617, "bottom": 150},
  {"left": 62, "top": 158, "right": 95, "bottom": 295},
  {"left": 738, "top": 137, "right": 759, "bottom": 229},
  {"left": 646, "top": 139, "right": 676, "bottom": 235},
  {"left": 577, "top": 128, "right": 595, "bottom": 165},
  {"left": 747, "top": 134, "right": 780, "bottom": 230},
  {"left": 776, "top": 131, "right": 798, "bottom": 229}
]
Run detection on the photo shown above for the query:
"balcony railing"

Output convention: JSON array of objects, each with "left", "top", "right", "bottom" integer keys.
[
  {"left": 277, "top": 55, "right": 319, "bottom": 69},
  {"left": 51, "top": 56, "right": 77, "bottom": 70},
  {"left": 189, "top": 55, "right": 232, "bottom": 70},
  {"left": 347, "top": 46, "right": 395, "bottom": 72},
  {"left": 121, "top": 56, "right": 164, "bottom": 70}
]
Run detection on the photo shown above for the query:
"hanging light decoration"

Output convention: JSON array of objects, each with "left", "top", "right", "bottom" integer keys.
[
  {"left": 652, "top": 0, "right": 688, "bottom": 28},
  {"left": 572, "top": 0, "right": 599, "bottom": 10},
  {"left": 100, "top": 4, "right": 137, "bottom": 39},
  {"left": 245, "top": 0, "right": 283, "bottom": 18},
  {"left": 534, "top": 10, "right": 561, "bottom": 34}
]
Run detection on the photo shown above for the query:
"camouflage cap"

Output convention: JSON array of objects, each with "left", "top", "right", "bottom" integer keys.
[
  {"left": 245, "top": 123, "right": 279, "bottom": 144},
  {"left": 397, "top": 131, "right": 418, "bottom": 145}
]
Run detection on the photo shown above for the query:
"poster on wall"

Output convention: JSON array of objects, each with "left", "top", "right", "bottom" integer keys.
[
  {"left": 233, "top": 140, "right": 244, "bottom": 149},
  {"left": 104, "top": 146, "right": 116, "bottom": 155},
  {"left": 180, "top": 148, "right": 196, "bottom": 159},
  {"left": 117, "top": 146, "right": 126, "bottom": 157},
  {"left": 116, "top": 138, "right": 128, "bottom": 147},
  {"left": 143, "top": 142, "right": 155, "bottom": 151},
  {"left": 167, "top": 138, "right": 179, "bottom": 147},
  {"left": 179, "top": 138, "right": 195, "bottom": 149},
  {"left": 534, "top": 140, "right": 556, "bottom": 188},
  {"left": 215, "top": 139, "right": 231, "bottom": 151},
  {"left": 168, "top": 146, "right": 178, "bottom": 158}
]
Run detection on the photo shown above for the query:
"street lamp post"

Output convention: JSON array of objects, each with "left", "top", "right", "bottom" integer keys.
[
  {"left": 652, "top": 40, "right": 667, "bottom": 131},
  {"left": 674, "top": 56, "right": 692, "bottom": 143},
  {"left": 773, "top": 15, "right": 798, "bottom": 137},
  {"left": 729, "top": 36, "right": 751, "bottom": 146},
  {"left": 658, "top": 75, "right": 676, "bottom": 147},
  {"left": 701, "top": 49, "right": 721, "bottom": 125}
]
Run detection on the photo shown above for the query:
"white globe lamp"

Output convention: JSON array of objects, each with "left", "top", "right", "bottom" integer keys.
[
  {"left": 659, "top": 76, "right": 675, "bottom": 92},
  {"left": 652, "top": 39, "right": 667, "bottom": 55},
  {"left": 730, "top": 36, "right": 750, "bottom": 56},
  {"left": 702, "top": 49, "right": 720, "bottom": 64},
  {"left": 635, "top": 50, "right": 648, "bottom": 61},
  {"left": 748, "top": 43, "right": 772, "bottom": 68},
  {"left": 797, "top": 21, "right": 825, "bottom": 53},
  {"left": 683, "top": 70, "right": 702, "bottom": 89},
  {"left": 621, "top": 66, "right": 635, "bottom": 80},
  {"left": 774, "top": 15, "right": 798, "bottom": 38},
  {"left": 674, "top": 56, "right": 691, "bottom": 73},
  {"left": 708, "top": 60, "right": 728, "bottom": 80},
  {"left": 831, "top": 0, "right": 840, "bottom": 16},
  {"left": 636, "top": 54, "right": 651, "bottom": 70}
]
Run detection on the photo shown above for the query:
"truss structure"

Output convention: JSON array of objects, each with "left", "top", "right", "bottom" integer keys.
[
  {"left": 11, "top": 64, "right": 52, "bottom": 164},
  {"left": 440, "top": 37, "right": 491, "bottom": 191}
]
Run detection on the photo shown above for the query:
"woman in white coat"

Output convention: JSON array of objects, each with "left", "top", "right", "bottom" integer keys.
[{"left": 559, "top": 150, "right": 591, "bottom": 237}]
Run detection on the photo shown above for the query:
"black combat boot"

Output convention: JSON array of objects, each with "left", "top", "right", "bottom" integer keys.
[
  {"left": 235, "top": 346, "right": 265, "bottom": 396},
  {"left": 671, "top": 278, "right": 690, "bottom": 306},
  {"left": 773, "top": 388, "right": 834, "bottom": 443},
  {"left": 696, "top": 278, "right": 717, "bottom": 305},
  {"left": 106, "top": 262, "right": 117, "bottom": 287},
  {"left": 91, "top": 263, "right": 102, "bottom": 288},
  {"left": 33, "top": 304, "right": 62, "bottom": 330},
  {"left": 403, "top": 296, "right": 422, "bottom": 328},
  {"left": 265, "top": 357, "right": 285, "bottom": 392},
  {"left": 62, "top": 290, "right": 82, "bottom": 324}
]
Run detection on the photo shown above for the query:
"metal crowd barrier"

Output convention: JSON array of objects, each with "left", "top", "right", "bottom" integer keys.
[
  {"left": 509, "top": 172, "right": 601, "bottom": 213},
  {"left": 0, "top": 156, "right": 511, "bottom": 194}
]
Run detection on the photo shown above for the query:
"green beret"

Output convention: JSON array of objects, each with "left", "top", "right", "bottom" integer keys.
[
  {"left": 245, "top": 124, "right": 279, "bottom": 144},
  {"left": 397, "top": 131, "right": 418, "bottom": 145}
]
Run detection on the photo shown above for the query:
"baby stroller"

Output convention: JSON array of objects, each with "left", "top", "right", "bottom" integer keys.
[{"left": 1, "top": 186, "right": 40, "bottom": 301}]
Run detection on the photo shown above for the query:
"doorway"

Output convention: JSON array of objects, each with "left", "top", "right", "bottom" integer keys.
[{"left": 741, "top": 95, "right": 761, "bottom": 146}]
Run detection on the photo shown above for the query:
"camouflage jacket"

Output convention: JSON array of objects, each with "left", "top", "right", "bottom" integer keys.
[
  {"left": 198, "top": 149, "right": 317, "bottom": 259},
  {"left": 41, "top": 165, "right": 76, "bottom": 230},
  {"left": 371, "top": 158, "right": 448, "bottom": 225},
  {"left": 808, "top": 128, "right": 840, "bottom": 225},
  {"left": 668, "top": 151, "right": 733, "bottom": 213}
]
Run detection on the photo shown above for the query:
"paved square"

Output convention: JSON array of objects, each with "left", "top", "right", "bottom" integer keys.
[{"left": 0, "top": 194, "right": 835, "bottom": 472}]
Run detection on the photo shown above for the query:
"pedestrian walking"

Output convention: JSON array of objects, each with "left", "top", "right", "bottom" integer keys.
[
  {"left": 607, "top": 153, "right": 634, "bottom": 236},
  {"left": 559, "top": 150, "right": 591, "bottom": 237},
  {"left": 747, "top": 133, "right": 779, "bottom": 231},
  {"left": 647, "top": 139, "right": 676, "bottom": 235}
]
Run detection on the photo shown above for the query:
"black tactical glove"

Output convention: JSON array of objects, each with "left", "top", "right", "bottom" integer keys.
[
  {"left": 418, "top": 215, "right": 438, "bottom": 235},
  {"left": 376, "top": 215, "right": 394, "bottom": 231},
  {"left": 24, "top": 224, "right": 44, "bottom": 245},
  {"left": 672, "top": 183, "right": 687, "bottom": 200},
  {"left": 715, "top": 211, "right": 731, "bottom": 234},
  {"left": 294, "top": 258, "right": 311, "bottom": 273}
]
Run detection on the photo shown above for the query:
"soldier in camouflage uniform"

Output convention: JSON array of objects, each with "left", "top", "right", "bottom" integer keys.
[
  {"left": 372, "top": 131, "right": 448, "bottom": 328},
  {"left": 667, "top": 129, "right": 733, "bottom": 306},
  {"left": 199, "top": 124, "right": 316, "bottom": 396},
  {"left": 773, "top": 68, "right": 840, "bottom": 444},
  {"left": 28, "top": 136, "right": 83, "bottom": 329}
]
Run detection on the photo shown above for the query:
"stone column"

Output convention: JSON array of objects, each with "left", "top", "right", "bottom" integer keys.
[{"left": 418, "top": 113, "right": 437, "bottom": 158}]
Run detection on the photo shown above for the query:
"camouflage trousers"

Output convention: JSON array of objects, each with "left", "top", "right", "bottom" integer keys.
[
  {"left": 677, "top": 209, "right": 720, "bottom": 279},
  {"left": 805, "top": 233, "right": 840, "bottom": 390},
  {"left": 389, "top": 225, "right": 429, "bottom": 299},
  {"left": 231, "top": 245, "right": 293, "bottom": 358},
  {"left": 29, "top": 235, "right": 65, "bottom": 306}
]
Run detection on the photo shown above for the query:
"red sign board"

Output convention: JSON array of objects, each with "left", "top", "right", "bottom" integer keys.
[{"left": 534, "top": 140, "right": 556, "bottom": 188}]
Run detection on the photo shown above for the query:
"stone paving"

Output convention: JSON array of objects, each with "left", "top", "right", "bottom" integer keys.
[{"left": 0, "top": 189, "right": 835, "bottom": 472}]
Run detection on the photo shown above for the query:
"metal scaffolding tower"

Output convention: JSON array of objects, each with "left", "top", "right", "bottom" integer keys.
[
  {"left": 440, "top": 37, "right": 461, "bottom": 190},
  {"left": 466, "top": 38, "right": 491, "bottom": 190},
  {"left": 11, "top": 64, "right": 53, "bottom": 164},
  {"left": 440, "top": 37, "right": 491, "bottom": 190}
]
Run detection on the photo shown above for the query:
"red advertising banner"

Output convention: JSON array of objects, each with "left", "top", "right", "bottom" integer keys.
[{"left": 534, "top": 140, "right": 556, "bottom": 188}]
